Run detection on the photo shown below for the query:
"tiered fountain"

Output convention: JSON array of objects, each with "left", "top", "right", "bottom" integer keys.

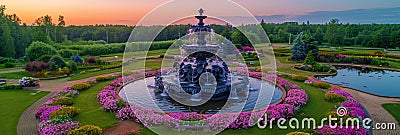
[{"left": 119, "top": 9, "right": 283, "bottom": 113}]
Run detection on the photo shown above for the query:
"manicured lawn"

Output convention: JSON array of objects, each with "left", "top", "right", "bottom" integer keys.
[
  {"left": 277, "top": 66, "right": 315, "bottom": 76},
  {"left": 68, "top": 68, "right": 122, "bottom": 81},
  {"left": 0, "top": 71, "right": 29, "bottom": 79},
  {"left": 0, "top": 89, "right": 49, "bottom": 134},
  {"left": 382, "top": 103, "right": 400, "bottom": 124},
  {"left": 72, "top": 80, "right": 119, "bottom": 129},
  {"left": 140, "top": 78, "right": 337, "bottom": 134}
]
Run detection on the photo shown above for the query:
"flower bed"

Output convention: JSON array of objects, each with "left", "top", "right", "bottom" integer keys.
[
  {"left": 95, "top": 70, "right": 310, "bottom": 131},
  {"left": 34, "top": 75, "right": 113, "bottom": 135},
  {"left": 306, "top": 78, "right": 370, "bottom": 134}
]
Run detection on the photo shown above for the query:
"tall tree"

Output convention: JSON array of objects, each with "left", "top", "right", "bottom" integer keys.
[
  {"left": 313, "top": 27, "right": 324, "bottom": 44},
  {"left": 0, "top": 23, "right": 15, "bottom": 58}
]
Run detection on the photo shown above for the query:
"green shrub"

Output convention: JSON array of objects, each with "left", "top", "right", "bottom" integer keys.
[
  {"left": 117, "top": 99, "right": 126, "bottom": 108},
  {"left": 49, "top": 55, "right": 67, "bottom": 69},
  {"left": 286, "top": 132, "right": 310, "bottom": 135},
  {"left": 4, "top": 62, "right": 15, "bottom": 68},
  {"left": 324, "top": 93, "right": 347, "bottom": 102},
  {"left": 39, "top": 55, "right": 53, "bottom": 62},
  {"left": 70, "top": 83, "right": 91, "bottom": 91},
  {"left": 1, "top": 84, "right": 22, "bottom": 90},
  {"left": 311, "top": 82, "right": 332, "bottom": 89},
  {"left": 67, "top": 125, "right": 103, "bottom": 135},
  {"left": 52, "top": 97, "right": 74, "bottom": 106},
  {"left": 291, "top": 75, "right": 309, "bottom": 82},
  {"left": 95, "top": 76, "right": 110, "bottom": 82},
  {"left": 70, "top": 62, "right": 78, "bottom": 71},
  {"left": 58, "top": 49, "right": 78, "bottom": 58},
  {"left": 325, "top": 111, "right": 351, "bottom": 124},
  {"left": 0, "top": 57, "right": 15, "bottom": 64},
  {"left": 49, "top": 106, "right": 80, "bottom": 119},
  {"left": 26, "top": 41, "right": 58, "bottom": 61}
]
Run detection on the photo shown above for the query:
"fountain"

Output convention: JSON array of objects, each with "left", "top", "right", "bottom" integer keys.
[
  {"left": 119, "top": 9, "right": 284, "bottom": 113},
  {"left": 154, "top": 8, "right": 245, "bottom": 101}
]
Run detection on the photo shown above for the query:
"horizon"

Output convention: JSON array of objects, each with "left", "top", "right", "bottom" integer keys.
[{"left": 2, "top": 0, "right": 400, "bottom": 26}]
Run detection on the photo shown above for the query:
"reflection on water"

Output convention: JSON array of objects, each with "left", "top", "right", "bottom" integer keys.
[
  {"left": 119, "top": 77, "right": 283, "bottom": 114},
  {"left": 318, "top": 66, "right": 400, "bottom": 97}
]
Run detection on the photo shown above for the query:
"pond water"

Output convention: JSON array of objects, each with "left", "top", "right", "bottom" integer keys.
[
  {"left": 119, "top": 77, "right": 283, "bottom": 114},
  {"left": 318, "top": 66, "right": 400, "bottom": 97}
]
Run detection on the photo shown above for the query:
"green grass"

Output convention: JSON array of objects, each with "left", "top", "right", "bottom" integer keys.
[
  {"left": 0, "top": 71, "right": 29, "bottom": 79},
  {"left": 382, "top": 103, "right": 400, "bottom": 124},
  {"left": 277, "top": 66, "right": 315, "bottom": 76},
  {"left": 140, "top": 77, "right": 337, "bottom": 134},
  {"left": 72, "top": 80, "right": 119, "bottom": 129},
  {"left": 0, "top": 90, "right": 49, "bottom": 134},
  {"left": 69, "top": 68, "right": 122, "bottom": 81}
]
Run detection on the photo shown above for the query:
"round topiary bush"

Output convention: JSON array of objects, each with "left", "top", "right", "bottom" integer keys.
[
  {"left": 52, "top": 97, "right": 74, "bottom": 106},
  {"left": 70, "top": 83, "right": 91, "bottom": 91},
  {"left": 311, "top": 82, "right": 332, "bottom": 89},
  {"left": 49, "top": 106, "right": 80, "bottom": 119},
  {"left": 26, "top": 41, "right": 58, "bottom": 61},
  {"left": 324, "top": 93, "right": 347, "bottom": 102},
  {"left": 67, "top": 125, "right": 103, "bottom": 135},
  {"left": 291, "top": 75, "right": 309, "bottom": 82},
  {"left": 49, "top": 55, "right": 67, "bottom": 69}
]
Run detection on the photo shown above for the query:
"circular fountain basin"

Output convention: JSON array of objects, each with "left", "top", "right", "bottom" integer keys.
[{"left": 119, "top": 77, "right": 283, "bottom": 114}]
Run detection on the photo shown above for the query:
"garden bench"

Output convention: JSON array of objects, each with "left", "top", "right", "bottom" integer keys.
[{"left": 0, "top": 80, "right": 6, "bottom": 85}]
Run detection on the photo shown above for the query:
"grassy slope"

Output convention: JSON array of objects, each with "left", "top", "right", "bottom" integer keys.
[
  {"left": 382, "top": 103, "right": 400, "bottom": 124},
  {"left": 72, "top": 80, "right": 119, "bottom": 129},
  {"left": 68, "top": 68, "right": 122, "bottom": 81},
  {"left": 0, "top": 90, "right": 49, "bottom": 134}
]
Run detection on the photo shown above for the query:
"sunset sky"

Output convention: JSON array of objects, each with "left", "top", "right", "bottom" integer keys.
[{"left": 2, "top": 0, "right": 400, "bottom": 25}]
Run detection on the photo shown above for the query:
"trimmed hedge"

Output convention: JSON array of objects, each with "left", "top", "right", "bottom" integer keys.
[
  {"left": 324, "top": 94, "right": 347, "bottom": 102},
  {"left": 49, "top": 106, "right": 80, "bottom": 119},
  {"left": 95, "top": 76, "right": 110, "bottom": 82},
  {"left": 291, "top": 75, "right": 309, "bottom": 82},
  {"left": 52, "top": 97, "right": 74, "bottom": 106},
  {"left": 67, "top": 125, "right": 103, "bottom": 135},
  {"left": 311, "top": 82, "right": 332, "bottom": 89},
  {"left": 70, "top": 83, "right": 91, "bottom": 91}
]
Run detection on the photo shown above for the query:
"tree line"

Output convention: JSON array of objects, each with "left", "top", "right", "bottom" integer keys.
[{"left": 1, "top": 5, "right": 400, "bottom": 59}]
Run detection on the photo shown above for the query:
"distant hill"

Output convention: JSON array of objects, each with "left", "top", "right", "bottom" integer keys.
[{"left": 255, "top": 7, "right": 400, "bottom": 24}]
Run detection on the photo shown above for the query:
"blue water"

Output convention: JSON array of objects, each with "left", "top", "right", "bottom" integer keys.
[{"left": 318, "top": 66, "right": 400, "bottom": 97}]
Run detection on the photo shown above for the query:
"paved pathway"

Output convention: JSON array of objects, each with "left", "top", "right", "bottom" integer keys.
[
  {"left": 17, "top": 92, "right": 54, "bottom": 135},
  {"left": 16, "top": 72, "right": 122, "bottom": 135},
  {"left": 340, "top": 86, "right": 400, "bottom": 135}
]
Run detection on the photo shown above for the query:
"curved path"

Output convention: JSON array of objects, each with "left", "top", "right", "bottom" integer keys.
[
  {"left": 339, "top": 86, "right": 400, "bottom": 135},
  {"left": 17, "top": 92, "right": 54, "bottom": 135},
  {"left": 16, "top": 71, "right": 122, "bottom": 135}
]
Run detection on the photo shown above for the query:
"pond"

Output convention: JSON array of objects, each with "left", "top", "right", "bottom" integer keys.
[{"left": 318, "top": 66, "right": 400, "bottom": 97}]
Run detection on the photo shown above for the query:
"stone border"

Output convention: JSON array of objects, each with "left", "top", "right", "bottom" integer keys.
[{"left": 312, "top": 64, "right": 400, "bottom": 99}]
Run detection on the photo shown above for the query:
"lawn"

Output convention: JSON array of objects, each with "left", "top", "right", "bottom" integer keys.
[
  {"left": 139, "top": 78, "right": 338, "bottom": 134},
  {"left": 0, "top": 71, "right": 29, "bottom": 79},
  {"left": 68, "top": 68, "right": 122, "bottom": 81},
  {"left": 382, "top": 103, "right": 400, "bottom": 124},
  {"left": 72, "top": 80, "right": 119, "bottom": 129},
  {"left": 0, "top": 89, "right": 49, "bottom": 134}
]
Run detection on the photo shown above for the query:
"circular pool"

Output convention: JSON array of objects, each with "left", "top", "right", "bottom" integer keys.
[{"left": 119, "top": 77, "right": 284, "bottom": 114}]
